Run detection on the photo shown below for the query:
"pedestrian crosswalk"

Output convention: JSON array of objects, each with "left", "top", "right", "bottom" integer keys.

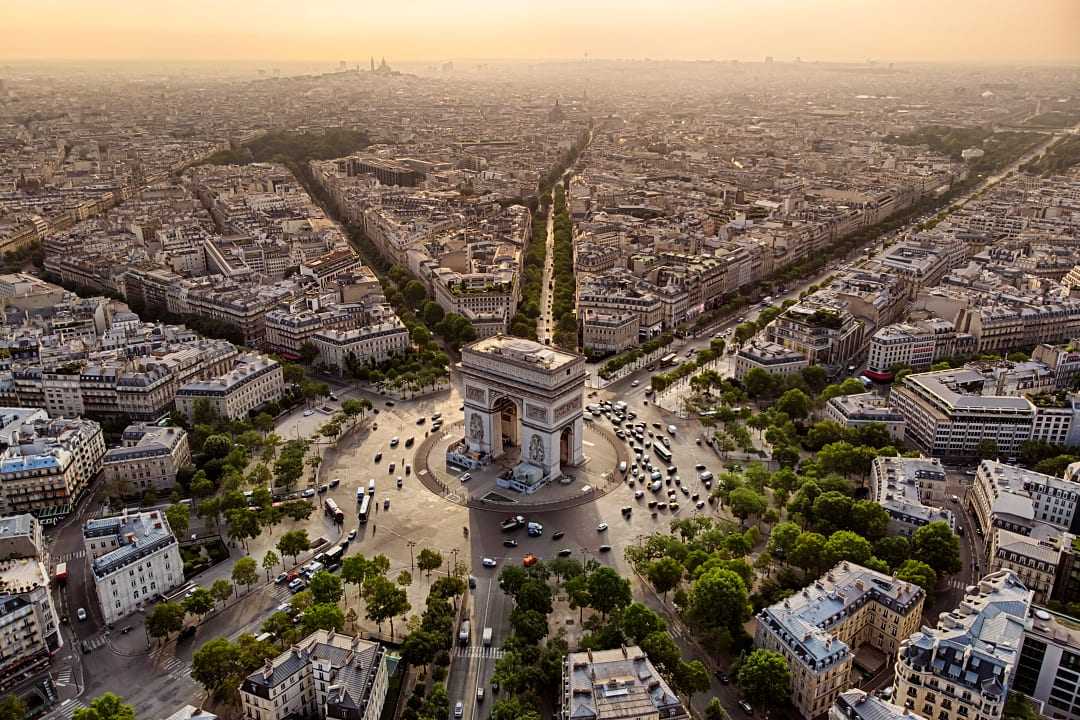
[
  {"left": 945, "top": 578, "right": 971, "bottom": 591},
  {"left": 54, "top": 550, "right": 85, "bottom": 563},
  {"left": 81, "top": 634, "right": 107, "bottom": 652},
  {"left": 48, "top": 699, "right": 86, "bottom": 720},
  {"left": 53, "top": 666, "right": 74, "bottom": 688},
  {"left": 160, "top": 656, "right": 192, "bottom": 681},
  {"left": 269, "top": 585, "right": 292, "bottom": 602},
  {"left": 453, "top": 646, "right": 505, "bottom": 660}
]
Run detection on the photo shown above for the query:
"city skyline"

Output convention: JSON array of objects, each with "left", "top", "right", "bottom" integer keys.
[{"left": 3, "top": 0, "right": 1079, "bottom": 65}]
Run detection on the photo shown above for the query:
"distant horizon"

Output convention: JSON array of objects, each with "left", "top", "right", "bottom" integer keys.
[{"left": 4, "top": 0, "right": 1078, "bottom": 66}]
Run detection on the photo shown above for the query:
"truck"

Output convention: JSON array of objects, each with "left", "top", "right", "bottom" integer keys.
[
  {"left": 458, "top": 620, "right": 471, "bottom": 646},
  {"left": 500, "top": 515, "right": 525, "bottom": 532},
  {"left": 54, "top": 562, "right": 68, "bottom": 584},
  {"left": 482, "top": 627, "right": 493, "bottom": 646}
]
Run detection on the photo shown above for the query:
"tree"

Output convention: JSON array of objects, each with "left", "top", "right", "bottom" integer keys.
[
  {"left": 646, "top": 557, "right": 684, "bottom": 598},
  {"left": 790, "top": 532, "right": 828, "bottom": 578},
  {"left": 675, "top": 659, "right": 711, "bottom": 705},
  {"left": 211, "top": 578, "right": 234, "bottom": 606},
  {"left": 225, "top": 508, "right": 261, "bottom": 550},
  {"left": 688, "top": 568, "right": 750, "bottom": 634},
  {"left": 775, "top": 388, "right": 811, "bottom": 420},
  {"left": 1004, "top": 692, "right": 1040, "bottom": 720},
  {"left": 825, "top": 530, "right": 873, "bottom": 566},
  {"left": 262, "top": 550, "right": 280, "bottom": 580},
  {"left": 767, "top": 521, "right": 801, "bottom": 561},
  {"left": 402, "top": 280, "right": 427, "bottom": 307},
  {"left": 587, "top": 567, "right": 631, "bottom": 619},
  {"left": 277, "top": 529, "right": 311, "bottom": 565},
  {"left": 730, "top": 486, "right": 766, "bottom": 526},
  {"left": 203, "top": 434, "right": 233, "bottom": 459},
  {"left": 498, "top": 565, "right": 529, "bottom": 597},
  {"left": 232, "top": 556, "right": 259, "bottom": 592},
  {"left": 145, "top": 602, "right": 185, "bottom": 642},
  {"left": 705, "top": 698, "right": 732, "bottom": 720},
  {"left": 298, "top": 341, "right": 319, "bottom": 364},
  {"left": 183, "top": 587, "right": 215, "bottom": 618},
  {"left": 0, "top": 695, "right": 26, "bottom": 720},
  {"left": 912, "top": 521, "right": 962, "bottom": 576},
  {"left": 641, "top": 630, "right": 681, "bottom": 673},
  {"left": 308, "top": 570, "right": 344, "bottom": 604},
  {"left": 619, "top": 602, "right": 666, "bottom": 645},
  {"left": 491, "top": 697, "right": 542, "bottom": 720},
  {"left": 743, "top": 367, "right": 777, "bottom": 398},
  {"left": 736, "top": 649, "right": 791, "bottom": 709},
  {"left": 811, "top": 491, "right": 853, "bottom": 534},
  {"left": 191, "top": 638, "right": 241, "bottom": 698},
  {"left": 341, "top": 555, "right": 370, "bottom": 598},
  {"left": 165, "top": 503, "right": 190, "bottom": 538},
  {"left": 72, "top": 694, "right": 135, "bottom": 720},
  {"left": 850, "top": 500, "right": 890, "bottom": 541},
  {"left": 896, "top": 559, "right": 938, "bottom": 594},
  {"left": 365, "top": 576, "right": 411, "bottom": 638},
  {"left": 975, "top": 438, "right": 1000, "bottom": 459},
  {"left": 397, "top": 569, "right": 413, "bottom": 588},
  {"left": 417, "top": 548, "right": 443, "bottom": 578},
  {"left": 873, "top": 536, "right": 911, "bottom": 571},
  {"left": 261, "top": 611, "right": 294, "bottom": 645},
  {"left": 302, "top": 603, "right": 346, "bottom": 634},
  {"left": 516, "top": 579, "right": 554, "bottom": 616},
  {"left": 565, "top": 574, "right": 591, "bottom": 622},
  {"left": 509, "top": 606, "right": 549, "bottom": 644},
  {"left": 734, "top": 322, "right": 758, "bottom": 344}
]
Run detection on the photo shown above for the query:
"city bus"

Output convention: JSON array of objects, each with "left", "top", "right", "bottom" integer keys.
[
  {"left": 358, "top": 493, "right": 371, "bottom": 524},
  {"left": 660, "top": 352, "right": 678, "bottom": 368},
  {"left": 323, "top": 544, "right": 345, "bottom": 571},
  {"left": 653, "top": 443, "right": 672, "bottom": 463},
  {"left": 324, "top": 498, "right": 344, "bottom": 525},
  {"left": 54, "top": 563, "right": 68, "bottom": 585}
]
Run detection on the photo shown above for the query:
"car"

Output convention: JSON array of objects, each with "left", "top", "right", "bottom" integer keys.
[
  {"left": 950, "top": 495, "right": 960, "bottom": 503},
  {"left": 461, "top": 472, "right": 472, "bottom": 483},
  {"left": 76, "top": 607, "right": 87, "bottom": 621},
  {"left": 738, "top": 701, "right": 753, "bottom": 714},
  {"left": 657, "top": 502, "right": 667, "bottom": 510},
  {"left": 596, "top": 522, "right": 608, "bottom": 532},
  {"left": 303, "top": 409, "right": 314, "bottom": 417},
  {"left": 404, "top": 437, "right": 414, "bottom": 448},
  {"left": 468, "top": 575, "right": 477, "bottom": 589},
  {"left": 328, "top": 393, "right": 338, "bottom": 401},
  {"left": 416, "top": 417, "right": 426, "bottom": 425},
  {"left": 551, "top": 530, "right": 565, "bottom": 540},
  {"left": 374, "top": 452, "right": 382, "bottom": 462},
  {"left": 696, "top": 500, "right": 706, "bottom": 509},
  {"left": 718, "top": 671, "right": 730, "bottom": 684},
  {"left": 631, "top": 380, "right": 639, "bottom": 387},
  {"left": 81, "top": 640, "right": 92, "bottom": 654},
  {"left": 599, "top": 545, "right": 611, "bottom": 553},
  {"left": 652, "top": 422, "right": 661, "bottom": 429},
  {"left": 120, "top": 626, "right": 134, "bottom": 634},
  {"left": 383, "top": 498, "right": 391, "bottom": 510},
  {"left": 301, "top": 488, "right": 316, "bottom": 498},
  {"left": 527, "top": 522, "right": 544, "bottom": 537},
  {"left": 388, "top": 463, "right": 395, "bottom": 473},
  {"left": 454, "top": 702, "right": 464, "bottom": 718},
  {"left": 558, "top": 548, "right": 573, "bottom": 557},
  {"left": 621, "top": 506, "right": 632, "bottom": 516},
  {"left": 482, "top": 558, "right": 497, "bottom": 568},
  {"left": 348, "top": 529, "right": 358, "bottom": 540},
  {"left": 396, "top": 476, "right": 404, "bottom": 488},
  {"left": 522, "top": 554, "right": 539, "bottom": 567},
  {"left": 635, "top": 490, "right": 644, "bottom": 499},
  {"left": 288, "top": 578, "right": 306, "bottom": 592},
  {"left": 275, "top": 572, "right": 289, "bottom": 584},
  {"left": 385, "top": 400, "right": 395, "bottom": 407},
  {"left": 695, "top": 463, "right": 707, "bottom": 471},
  {"left": 329, "top": 478, "right": 340, "bottom": 488},
  {"left": 503, "top": 539, "right": 519, "bottom": 548},
  {"left": 389, "top": 437, "right": 399, "bottom": 447},
  {"left": 476, "top": 687, "right": 484, "bottom": 702},
  {"left": 317, "top": 484, "right": 329, "bottom": 493}
]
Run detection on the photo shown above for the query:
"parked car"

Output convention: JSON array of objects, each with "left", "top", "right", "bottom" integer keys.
[
  {"left": 76, "top": 607, "right": 87, "bottom": 621},
  {"left": 599, "top": 545, "right": 612, "bottom": 553},
  {"left": 301, "top": 488, "right": 316, "bottom": 498},
  {"left": 551, "top": 530, "right": 565, "bottom": 540},
  {"left": 275, "top": 572, "right": 289, "bottom": 584},
  {"left": 596, "top": 522, "right": 608, "bottom": 532}
]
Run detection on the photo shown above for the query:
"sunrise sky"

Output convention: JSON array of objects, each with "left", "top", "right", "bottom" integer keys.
[{"left": 3, "top": 0, "right": 1079, "bottom": 64}]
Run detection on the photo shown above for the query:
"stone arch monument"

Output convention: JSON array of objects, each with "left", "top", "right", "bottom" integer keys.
[{"left": 459, "top": 335, "right": 586, "bottom": 480}]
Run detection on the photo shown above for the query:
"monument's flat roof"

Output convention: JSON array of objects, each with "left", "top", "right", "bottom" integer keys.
[{"left": 464, "top": 335, "right": 580, "bottom": 371}]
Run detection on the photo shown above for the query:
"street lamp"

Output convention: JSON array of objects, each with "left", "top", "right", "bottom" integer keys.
[{"left": 406, "top": 541, "right": 416, "bottom": 574}]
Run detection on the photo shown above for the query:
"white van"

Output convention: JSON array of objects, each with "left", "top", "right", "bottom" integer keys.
[
  {"left": 667, "top": 425, "right": 677, "bottom": 435},
  {"left": 367, "top": 479, "right": 376, "bottom": 495}
]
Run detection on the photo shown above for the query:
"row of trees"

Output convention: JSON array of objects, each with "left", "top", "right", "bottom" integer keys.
[
  {"left": 598, "top": 333, "right": 674, "bottom": 377},
  {"left": 508, "top": 200, "right": 550, "bottom": 340},
  {"left": 550, "top": 184, "right": 578, "bottom": 350}
]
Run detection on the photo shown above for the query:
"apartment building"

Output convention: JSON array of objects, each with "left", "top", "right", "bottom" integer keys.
[
  {"left": 239, "top": 629, "right": 391, "bottom": 720},
  {"left": 0, "top": 553, "right": 62, "bottom": 692},
  {"left": 865, "top": 319, "right": 960, "bottom": 381},
  {"left": 734, "top": 340, "right": 809, "bottom": 380},
  {"left": 312, "top": 320, "right": 411, "bottom": 375},
  {"left": 869, "top": 456, "right": 954, "bottom": 537},
  {"left": 84, "top": 509, "right": 184, "bottom": 625},
  {"left": 754, "top": 562, "right": 925, "bottom": 719},
  {"left": 0, "top": 412, "right": 105, "bottom": 519},
  {"left": 0, "top": 513, "right": 44, "bottom": 560},
  {"left": 824, "top": 393, "right": 907, "bottom": 442},
  {"left": 969, "top": 460, "right": 1080, "bottom": 538},
  {"left": 1015, "top": 606, "right": 1080, "bottom": 720},
  {"left": 894, "top": 570, "right": 1032, "bottom": 720},
  {"left": 100, "top": 423, "right": 191, "bottom": 496},
  {"left": 831, "top": 689, "right": 927, "bottom": 720},
  {"left": 175, "top": 354, "right": 284, "bottom": 422},
  {"left": 767, "top": 301, "right": 864, "bottom": 368},
  {"left": 581, "top": 309, "right": 639, "bottom": 354},
  {"left": 559, "top": 646, "right": 689, "bottom": 720},
  {"left": 577, "top": 274, "right": 664, "bottom": 339},
  {"left": 890, "top": 367, "right": 1080, "bottom": 459}
]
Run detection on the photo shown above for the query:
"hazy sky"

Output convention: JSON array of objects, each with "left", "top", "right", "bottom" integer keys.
[{"left": 4, "top": 0, "right": 1079, "bottom": 64}]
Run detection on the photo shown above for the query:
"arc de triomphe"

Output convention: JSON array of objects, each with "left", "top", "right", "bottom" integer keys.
[{"left": 458, "top": 335, "right": 586, "bottom": 480}]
